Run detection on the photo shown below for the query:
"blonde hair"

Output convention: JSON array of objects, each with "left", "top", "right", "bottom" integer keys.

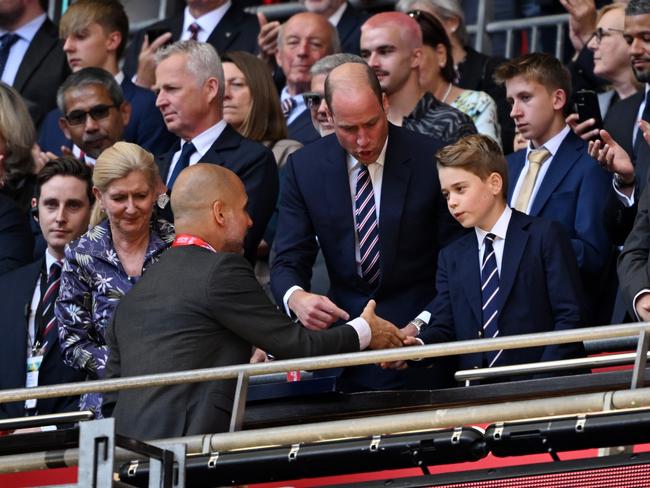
[
  {"left": 0, "top": 82, "right": 35, "bottom": 186},
  {"left": 90, "top": 142, "right": 158, "bottom": 226}
]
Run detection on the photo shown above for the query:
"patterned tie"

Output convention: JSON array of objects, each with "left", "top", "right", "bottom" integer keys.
[
  {"left": 167, "top": 142, "right": 196, "bottom": 190},
  {"left": 481, "top": 233, "right": 501, "bottom": 367},
  {"left": 355, "top": 164, "right": 381, "bottom": 286},
  {"left": 513, "top": 147, "right": 551, "bottom": 213},
  {"left": 35, "top": 260, "right": 62, "bottom": 355},
  {"left": 0, "top": 33, "right": 19, "bottom": 78},
  {"left": 188, "top": 22, "right": 201, "bottom": 41},
  {"left": 634, "top": 90, "right": 650, "bottom": 160},
  {"left": 281, "top": 97, "right": 295, "bottom": 119}
]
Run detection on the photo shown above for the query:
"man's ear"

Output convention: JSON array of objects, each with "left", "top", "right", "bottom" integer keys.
[
  {"left": 381, "top": 92, "right": 389, "bottom": 113},
  {"left": 58, "top": 117, "right": 72, "bottom": 140},
  {"left": 488, "top": 172, "right": 503, "bottom": 196},
  {"left": 411, "top": 47, "right": 423, "bottom": 69},
  {"left": 212, "top": 199, "right": 226, "bottom": 226},
  {"left": 552, "top": 88, "right": 567, "bottom": 112},
  {"left": 106, "top": 30, "right": 122, "bottom": 55},
  {"left": 31, "top": 197, "right": 39, "bottom": 222},
  {"left": 120, "top": 101, "right": 132, "bottom": 126}
]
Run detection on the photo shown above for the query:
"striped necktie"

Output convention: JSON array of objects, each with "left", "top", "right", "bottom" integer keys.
[
  {"left": 355, "top": 164, "right": 381, "bottom": 286},
  {"left": 189, "top": 22, "right": 201, "bottom": 41},
  {"left": 35, "top": 260, "right": 62, "bottom": 355},
  {"left": 281, "top": 97, "right": 295, "bottom": 119},
  {"left": 481, "top": 233, "right": 501, "bottom": 367}
]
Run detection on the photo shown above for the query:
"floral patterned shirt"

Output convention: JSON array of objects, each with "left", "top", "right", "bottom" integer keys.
[{"left": 55, "top": 218, "right": 175, "bottom": 415}]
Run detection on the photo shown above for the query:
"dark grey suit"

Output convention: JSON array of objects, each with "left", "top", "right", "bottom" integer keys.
[{"left": 105, "top": 246, "right": 359, "bottom": 440}]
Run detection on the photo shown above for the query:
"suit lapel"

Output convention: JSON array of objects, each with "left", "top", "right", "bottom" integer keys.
[
  {"left": 13, "top": 20, "right": 60, "bottom": 92},
  {"left": 379, "top": 127, "right": 410, "bottom": 283},
  {"left": 206, "top": 5, "right": 242, "bottom": 53},
  {"left": 507, "top": 150, "right": 526, "bottom": 204},
  {"left": 498, "top": 211, "right": 528, "bottom": 310},
  {"left": 200, "top": 124, "right": 241, "bottom": 158},
  {"left": 529, "top": 132, "right": 578, "bottom": 216},
  {"left": 457, "top": 236, "right": 482, "bottom": 326},
  {"left": 158, "top": 142, "right": 180, "bottom": 182}
]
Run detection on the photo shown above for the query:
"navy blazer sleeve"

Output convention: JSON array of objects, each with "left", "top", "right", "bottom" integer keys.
[{"left": 0, "top": 195, "right": 34, "bottom": 276}]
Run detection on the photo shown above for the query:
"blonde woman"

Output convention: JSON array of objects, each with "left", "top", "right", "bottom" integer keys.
[{"left": 56, "top": 142, "right": 174, "bottom": 416}]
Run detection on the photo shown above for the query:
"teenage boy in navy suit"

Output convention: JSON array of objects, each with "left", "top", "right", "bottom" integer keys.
[{"left": 388, "top": 135, "right": 586, "bottom": 377}]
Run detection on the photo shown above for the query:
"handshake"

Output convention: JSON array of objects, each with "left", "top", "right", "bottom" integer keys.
[{"left": 360, "top": 300, "right": 419, "bottom": 351}]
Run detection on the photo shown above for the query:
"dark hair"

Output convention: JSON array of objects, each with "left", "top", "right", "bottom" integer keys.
[
  {"left": 35, "top": 156, "right": 95, "bottom": 205},
  {"left": 626, "top": 0, "right": 650, "bottom": 15},
  {"left": 436, "top": 134, "right": 508, "bottom": 198},
  {"left": 324, "top": 62, "right": 383, "bottom": 113},
  {"left": 409, "top": 10, "right": 456, "bottom": 83},
  {"left": 221, "top": 51, "right": 287, "bottom": 142},
  {"left": 59, "top": 0, "right": 129, "bottom": 59},
  {"left": 56, "top": 67, "right": 124, "bottom": 113},
  {"left": 494, "top": 52, "right": 571, "bottom": 111}
]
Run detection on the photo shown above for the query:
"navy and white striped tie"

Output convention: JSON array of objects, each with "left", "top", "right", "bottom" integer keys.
[
  {"left": 481, "top": 233, "right": 501, "bottom": 366},
  {"left": 355, "top": 164, "right": 381, "bottom": 286}
]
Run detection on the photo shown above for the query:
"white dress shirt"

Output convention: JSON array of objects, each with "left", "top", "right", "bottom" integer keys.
[
  {"left": 180, "top": 2, "right": 232, "bottom": 42},
  {"left": 0, "top": 13, "right": 46, "bottom": 86},
  {"left": 510, "top": 125, "right": 571, "bottom": 214},
  {"left": 328, "top": 2, "right": 348, "bottom": 26},
  {"left": 280, "top": 86, "right": 308, "bottom": 125},
  {"left": 166, "top": 120, "right": 227, "bottom": 185}
]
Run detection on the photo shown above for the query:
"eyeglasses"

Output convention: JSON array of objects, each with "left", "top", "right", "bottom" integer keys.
[
  {"left": 64, "top": 104, "right": 117, "bottom": 126},
  {"left": 302, "top": 92, "right": 324, "bottom": 111},
  {"left": 588, "top": 27, "right": 624, "bottom": 44}
]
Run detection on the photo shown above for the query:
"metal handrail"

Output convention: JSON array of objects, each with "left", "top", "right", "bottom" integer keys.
[
  {"left": 455, "top": 352, "right": 644, "bottom": 382},
  {"left": 0, "top": 322, "right": 647, "bottom": 405}
]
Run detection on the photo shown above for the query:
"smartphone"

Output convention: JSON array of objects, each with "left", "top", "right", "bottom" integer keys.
[
  {"left": 145, "top": 28, "right": 172, "bottom": 46},
  {"left": 574, "top": 90, "right": 603, "bottom": 141}
]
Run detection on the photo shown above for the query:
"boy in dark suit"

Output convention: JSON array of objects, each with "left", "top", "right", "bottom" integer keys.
[{"left": 392, "top": 135, "right": 586, "bottom": 377}]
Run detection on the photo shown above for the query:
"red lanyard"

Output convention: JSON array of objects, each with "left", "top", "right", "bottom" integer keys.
[{"left": 172, "top": 234, "right": 216, "bottom": 253}]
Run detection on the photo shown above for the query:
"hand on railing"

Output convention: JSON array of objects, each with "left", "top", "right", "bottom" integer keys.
[{"left": 250, "top": 347, "right": 269, "bottom": 363}]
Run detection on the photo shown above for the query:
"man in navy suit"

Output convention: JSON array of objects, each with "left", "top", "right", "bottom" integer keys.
[
  {"left": 154, "top": 40, "right": 277, "bottom": 263},
  {"left": 124, "top": 0, "right": 259, "bottom": 90},
  {"left": 0, "top": 157, "right": 90, "bottom": 420},
  {"left": 392, "top": 135, "right": 585, "bottom": 379},
  {"left": 271, "top": 62, "right": 461, "bottom": 391},
  {"left": 494, "top": 53, "right": 612, "bottom": 321},
  {"left": 275, "top": 12, "right": 341, "bottom": 145},
  {"left": 37, "top": 0, "right": 174, "bottom": 157},
  {"left": 0, "top": 0, "right": 69, "bottom": 128}
]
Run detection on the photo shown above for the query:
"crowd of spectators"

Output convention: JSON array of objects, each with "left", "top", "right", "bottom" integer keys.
[{"left": 1, "top": 0, "right": 650, "bottom": 439}]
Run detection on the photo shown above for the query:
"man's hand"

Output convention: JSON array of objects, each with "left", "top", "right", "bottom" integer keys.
[
  {"left": 361, "top": 299, "right": 406, "bottom": 350},
  {"left": 31, "top": 144, "right": 60, "bottom": 174},
  {"left": 250, "top": 347, "right": 269, "bottom": 363},
  {"left": 635, "top": 293, "right": 650, "bottom": 322},
  {"left": 588, "top": 129, "right": 635, "bottom": 195},
  {"left": 380, "top": 336, "right": 421, "bottom": 369},
  {"left": 566, "top": 113, "right": 601, "bottom": 141},
  {"left": 257, "top": 12, "right": 280, "bottom": 64},
  {"left": 135, "top": 32, "right": 173, "bottom": 90},
  {"left": 288, "top": 289, "right": 349, "bottom": 330},
  {"left": 559, "top": 0, "right": 597, "bottom": 53}
]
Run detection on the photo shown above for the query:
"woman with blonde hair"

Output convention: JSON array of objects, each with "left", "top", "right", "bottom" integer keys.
[
  {"left": 0, "top": 82, "right": 37, "bottom": 212},
  {"left": 56, "top": 142, "right": 174, "bottom": 416}
]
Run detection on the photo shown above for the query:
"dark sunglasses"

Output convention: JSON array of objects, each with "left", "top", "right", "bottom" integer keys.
[
  {"left": 302, "top": 92, "right": 324, "bottom": 110},
  {"left": 65, "top": 104, "right": 117, "bottom": 126}
]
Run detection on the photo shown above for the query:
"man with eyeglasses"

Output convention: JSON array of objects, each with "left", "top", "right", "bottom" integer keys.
[
  {"left": 53, "top": 67, "right": 130, "bottom": 165},
  {"left": 37, "top": 0, "right": 174, "bottom": 159}
]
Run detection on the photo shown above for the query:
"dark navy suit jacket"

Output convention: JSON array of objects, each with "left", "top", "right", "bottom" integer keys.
[
  {"left": 271, "top": 124, "right": 463, "bottom": 390},
  {"left": 507, "top": 130, "right": 611, "bottom": 276},
  {"left": 156, "top": 125, "right": 278, "bottom": 262},
  {"left": 287, "top": 109, "right": 320, "bottom": 146},
  {"left": 0, "top": 194, "right": 33, "bottom": 277},
  {"left": 337, "top": 2, "right": 368, "bottom": 55},
  {"left": 0, "top": 258, "right": 85, "bottom": 418},
  {"left": 123, "top": 4, "right": 259, "bottom": 78},
  {"left": 421, "top": 211, "right": 585, "bottom": 373},
  {"left": 38, "top": 77, "right": 175, "bottom": 156}
]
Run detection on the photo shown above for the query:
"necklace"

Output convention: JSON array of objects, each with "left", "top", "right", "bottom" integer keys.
[{"left": 441, "top": 82, "right": 453, "bottom": 104}]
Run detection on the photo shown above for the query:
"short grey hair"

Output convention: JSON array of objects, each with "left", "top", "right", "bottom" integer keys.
[
  {"left": 155, "top": 40, "right": 225, "bottom": 100},
  {"left": 626, "top": 0, "right": 650, "bottom": 16},
  {"left": 57, "top": 67, "right": 124, "bottom": 113},
  {"left": 311, "top": 53, "right": 365, "bottom": 78},
  {"left": 277, "top": 16, "right": 341, "bottom": 54},
  {"left": 395, "top": 0, "right": 468, "bottom": 44}
]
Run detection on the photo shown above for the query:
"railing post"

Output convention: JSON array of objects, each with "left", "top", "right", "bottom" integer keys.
[
  {"left": 631, "top": 328, "right": 650, "bottom": 389},
  {"left": 474, "top": 0, "right": 494, "bottom": 55},
  {"left": 229, "top": 371, "right": 249, "bottom": 433},
  {"left": 77, "top": 418, "right": 115, "bottom": 488}
]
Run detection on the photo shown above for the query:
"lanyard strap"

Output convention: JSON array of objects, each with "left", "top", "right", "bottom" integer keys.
[{"left": 172, "top": 234, "right": 217, "bottom": 253}]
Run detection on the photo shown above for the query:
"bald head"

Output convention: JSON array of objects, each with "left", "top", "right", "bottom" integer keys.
[
  {"left": 324, "top": 62, "right": 383, "bottom": 114},
  {"left": 362, "top": 12, "right": 423, "bottom": 51}
]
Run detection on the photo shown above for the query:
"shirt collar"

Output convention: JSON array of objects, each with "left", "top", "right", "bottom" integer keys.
[
  {"left": 114, "top": 71, "right": 124, "bottom": 85},
  {"left": 525, "top": 124, "right": 570, "bottom": 158},
  {"left": 0, "top": 13, "right": 46, "bottom": 41},
  {"left": 182, "top": 1, "right": 231, "bottom": 37},
  {"left": 475, "top": 205, "right": 512, "bottom": 247},
  {"left": 280, "top": 85, "right": 307, "bottom": 110},
  {"left": 328, "top": 2, "right": 347, "bottom": 26},
  {"left": 45, "top": 248, "right": 61, "bottom": 273},
  {"left": 347, "top": 135, "right": 388, "bottom": 173},
  {"left": 183, "top": 119, "right": 227, "bottom": 156}
]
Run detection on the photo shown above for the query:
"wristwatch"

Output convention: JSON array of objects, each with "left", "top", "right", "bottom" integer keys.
[
  {"left": 408, "top": 318, "right": 426, "bottom": 335},
  {"left": 614, "top": 173, "right": 636, "bottom": 188}
]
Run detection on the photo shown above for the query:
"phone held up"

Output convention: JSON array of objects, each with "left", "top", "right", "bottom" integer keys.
[{"left": 574, "top": 90, "right": 603, "bottom": 142}]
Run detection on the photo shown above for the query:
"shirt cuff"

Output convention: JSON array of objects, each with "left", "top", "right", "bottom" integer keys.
[
  {"left": 415, "top": 311, "right": 431, "bottom": 324},
  {"left": 632, "top": 289, "right": 650, "bottom": 321},
  {"left": 348, "top": 317, "right": 371, "bottom": 350},
  {"left": 612, "top": 177, "right": 636, "bottom": 207},
  {"left": 282, "top": 285, "right": 304, "bottom": 316}
]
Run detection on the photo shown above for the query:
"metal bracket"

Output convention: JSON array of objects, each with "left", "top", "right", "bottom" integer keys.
[
  {"left": 451, "top": 427, "right": 462, "bottom": 445},
  {"left": 126, "top": 460, "right": 139, "bottom": 477},
  {"left": 77, "top": 418, "right": 115, "bottom": 488},
  {"left": 575, "top": 415, "right": 586, "bottom": 433},
  {"left": 631, "top": 328, "right": 650, "bottom": 389},
  {"left": 369, "top": 435, "right": 381, "bottom": 452},
  {"left": 207, "top": 451, "right": 219, "bottom": 469},
  {"left": 288, "top": 443, "right": 300, "bottom": 462},
  {"left": 492, "top": 423, "right": 504, "bottom": 441},
  {"left": 229, "top": 371, "right": 250, "bottom": 433}
]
